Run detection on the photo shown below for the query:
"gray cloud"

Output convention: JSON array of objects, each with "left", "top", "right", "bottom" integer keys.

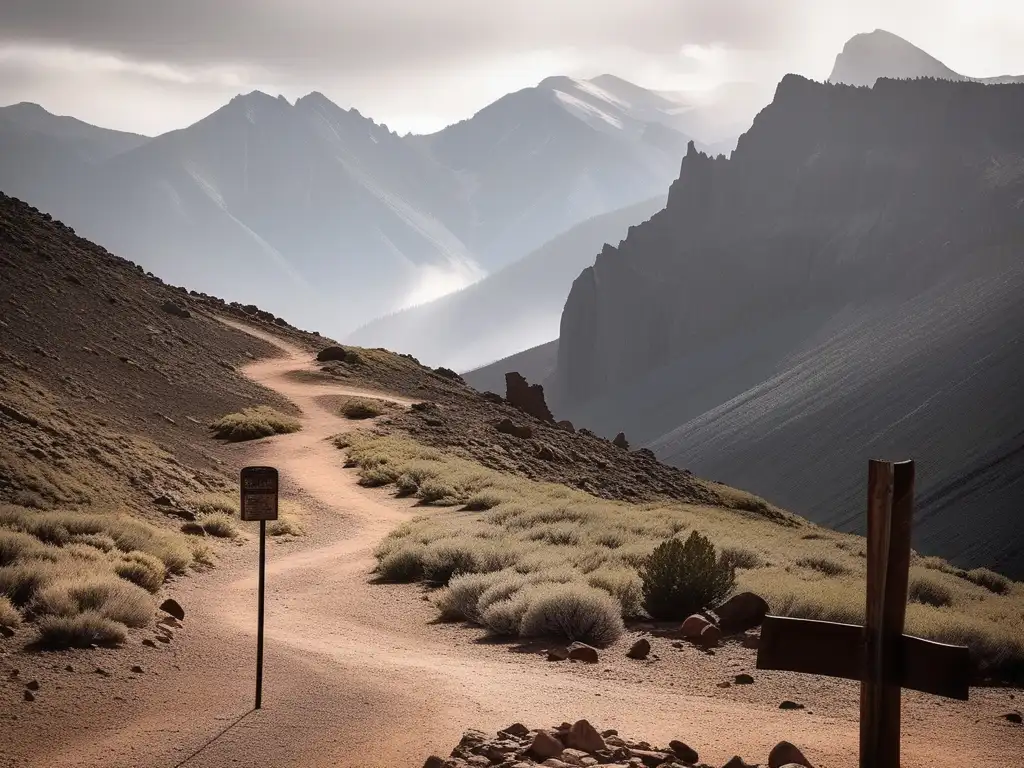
[{"left": 0, "top": 0, "right": 798, "bottom": 76}]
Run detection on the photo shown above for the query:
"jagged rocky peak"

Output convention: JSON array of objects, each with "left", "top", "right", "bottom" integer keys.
[{"left": 553, "top": 75, "right": 1024, "bottom": 406}]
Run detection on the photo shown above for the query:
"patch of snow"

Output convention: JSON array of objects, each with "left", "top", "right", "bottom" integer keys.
[{"left": 553, "top": 90, "right": 623, "bottom": 130}]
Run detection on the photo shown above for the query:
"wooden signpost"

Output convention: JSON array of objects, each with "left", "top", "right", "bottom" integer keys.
[
  {"left": 756, "top": 459, "right": 971, "bottom": 768},
  {"left": 240, "top": 466, "right": 279, "bottom": 710}
]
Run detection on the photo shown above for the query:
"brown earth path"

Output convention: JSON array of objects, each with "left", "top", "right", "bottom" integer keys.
[{"left": 4, "top": 320, "right": 1019, "bottom": 768}]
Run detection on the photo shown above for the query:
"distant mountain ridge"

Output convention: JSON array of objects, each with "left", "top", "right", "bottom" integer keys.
[
  {"left": 0, "top": 76, "right": 696, "bottom": 336},
  {"left": 829, "top": 29, "right": 1024, "bottom": 86},
  {"left": 547, "top": 74, "right": 1024, "bottom": 576},
  {"left": 347, "top": 196, "right": 666, "bottom": 371}
]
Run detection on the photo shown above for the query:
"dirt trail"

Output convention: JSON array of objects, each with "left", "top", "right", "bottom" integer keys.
[{"left": 10, "top": 321, "right": 1018, "bottom": 768}]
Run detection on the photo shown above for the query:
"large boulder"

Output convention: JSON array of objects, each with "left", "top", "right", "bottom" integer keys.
[
  {"left": 567, "top": 642, "right": 599, "bottom": 663},
  {"left": 316, "top": 346, "right": 349, "bottom": 362},
  {"left": 527, "top": 731, "right": 564, "bottom": 761},
  {"left": 566, "top": 720, "right": 606, "bottom": 753},
  {"left": 714, "top": 592, "right": 770, "bottom": 634},
  {"left": 158, "top": 599, "right": 185, "bottom": 621},
  {"left": 681, "top": 614, "right": 710, "bottom": 639},
  {"left": 768, "top": 741, "right": 813, "bottom": 768},
  {"left": 612, "top": 432, "right": 629, "bottom": 449},
  {"left": 505, "top": 372, "right": 554, "bottom": 422},
  {"left": 496, "top": 419, "right": 533, "bottom": 440}
]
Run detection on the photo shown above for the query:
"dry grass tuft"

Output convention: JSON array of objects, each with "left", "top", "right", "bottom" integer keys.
[
  {"left": 342, "top": 433, "right": 1024, "bottom": 683},
  {"left": 338, "top": 397, "right": 385, "bottom": 420},
  {"left": 35, "top": 612, "right": 127, "bottom": 649},
  {"left": 0, "top": 595, "right": 21, "bottom": 628},
  {"left": 210, "top": 406, "right": 300, "bottom": 442}
]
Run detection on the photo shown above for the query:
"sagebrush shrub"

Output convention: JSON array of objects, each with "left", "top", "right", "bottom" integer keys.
[
  {"left": 909, "top": 574, "right": 954, "bottom": 608},
  {"left": 0, "top": 595, "right": 21, "bottom": 628},
  {"left": 519, "top": 583, "right": 624, "bottom": 646},
  {"left": 376, "top": 545, "right": 426, "bottom": 582},
  {"left": 480, "top": 590, "right": 534, "bottom": 636},
  {"left": 639, "top": 532, "right": 735, "bottom": 620},
  {"left": 31, "top": 576, "right": 153, "bottom": 627},
  {"left": 796, "top": 556, "right": 850, "bottom": 576},
  {"left": 35, "top": 612, "right": 127, "bottom": 649},
  {"left": 434, "top": 571, "right": 504, "bottom": 622},
  {"left": 115, "top": 551, "right": 166, "bottom": 593},
  {"left": 340, "top": 398, "right": 383, "bottom": 420},
  {"left": 963, "top": 568, "right": 1011, "bottom": 595},
  {"left": 422, "top": 541, "right": 480, "bottom": 585}
]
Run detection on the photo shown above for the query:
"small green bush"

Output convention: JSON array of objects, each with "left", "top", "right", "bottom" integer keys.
[
  {"left": 210, "top": 406, "right": 300, "bottom": 442},
  {"left": 639, "top": 532, "right": 735, "bottom": 620},
  {"left": 35, "top": 612, "right": 127, "bottom": 649},
  {"left": 909, "top": 574, "right": 954, "bottom": 608},
  {"left": 0, "top": 595, "right": 21, "bottom": 628},
  {"left": 519, "top": 583, "right": 625, "bottom": 646}
]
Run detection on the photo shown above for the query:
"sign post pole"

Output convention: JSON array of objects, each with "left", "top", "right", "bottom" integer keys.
[
  {"left": 240, "top": 466, "right": 279, "bottom": 712},
  {"left": 256, "top": 517, "right": 266, "bottom": 709}
]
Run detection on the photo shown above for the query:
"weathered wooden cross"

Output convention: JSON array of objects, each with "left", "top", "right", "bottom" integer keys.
[{"left": 756, "top": 460, "right": 971, "bottom": 768}]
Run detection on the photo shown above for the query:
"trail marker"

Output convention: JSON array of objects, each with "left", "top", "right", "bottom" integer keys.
[
  {"left": 240, "top": 466, "right": 279, "bottom": 710},
  {"left": 756, "top": 459, "right": 971, "bottom": 768}
]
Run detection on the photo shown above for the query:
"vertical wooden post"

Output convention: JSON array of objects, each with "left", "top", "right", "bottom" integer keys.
[
  {"left": 255, "top": 518, "right": 266, "bottom": 710},
  {"left": 860, "top": 459, "right": 914, "bottom": 768}
]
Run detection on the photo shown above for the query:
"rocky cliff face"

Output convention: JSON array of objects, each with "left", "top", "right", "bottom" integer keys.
[{"left": 551, "top": 75, "right": 1024, "bottom": 574}]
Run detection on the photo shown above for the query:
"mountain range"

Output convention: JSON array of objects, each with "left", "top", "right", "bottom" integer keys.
[{"left": 0, "top": 75, "right": 730, "bottom": 337}]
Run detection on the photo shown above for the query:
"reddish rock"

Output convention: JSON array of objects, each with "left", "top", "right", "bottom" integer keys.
[
  {"left": 626, "top": 638, "right": 651, "bottom": 659},
  {"left": 714, "top": 592, "right": 769, "bottom": 634},
  {"left": 567, "top": 642, "right": 599, "bottom": 663},
  {"left": 566, "top": 719, "right": 606, "bottom": 753},
  {"left": 669, "top": 740, "right": 699, "bottom": 763},
  {"left": 769, "top": 741, "right": 813, "bottom": 767},
  {"left": 158, "top": 598, "right": 184, "bottom": 621},
  {"left": 527, "top": 731, "right": 564, "bottom": 760},
  {"left": 699, "top": 624, "right": 722, "bottom": 648},
  {"left": 681, "top": 614, "right": 710, "bottom": 639},
  {"left": 505, "top": 372, "right": 554, "bottom": 422}
]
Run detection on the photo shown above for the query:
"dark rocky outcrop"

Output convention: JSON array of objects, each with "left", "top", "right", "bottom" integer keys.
[
  {"left": 505, "top": 371, "right": 554, "bottom": 422},
  {"left": 552, "top": 76, "right": 1024, "bottom": 577}
]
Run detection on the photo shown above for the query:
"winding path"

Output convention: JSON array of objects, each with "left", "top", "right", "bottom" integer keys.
[{"left": 17, "top": 321, "right": 1016, "bottom": 768}]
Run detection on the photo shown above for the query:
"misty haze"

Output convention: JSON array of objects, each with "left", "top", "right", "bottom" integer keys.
[{"left": 1, "top": 3, "right": 1023, "bottom": 767}]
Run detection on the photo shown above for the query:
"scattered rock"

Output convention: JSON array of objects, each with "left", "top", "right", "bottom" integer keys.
[
  {"left": 23, "top": 690, "right": 34, "bottom": 702},
  {"left": 669, "top": 740, "right": 699, "bottom": 763},
  {"left": 1004, "top": 712, "right": 1023, "bottom": 724},
  {"left": 626, "top": 638, "right": 651, "bottom": 660},
  {"left": 156, "top": 635, "right": 171, "bottom": 644},
  {"left": 505, "top": 372, "right": 554, "bottom": 422},
  {"left": 681, "top": 614, "right": 710, "bottom": 639},
  {"left": 547, "top": 646, "right": 570, "bottom": 661},
  {"left": 496, "top": 418, "right": 533, "bottom": 440},
  {"left": 536, "top": 444, "right": 557, "bottom": 461},
  {"left": 612, "top": 432, "right": 629, "bottom": 450},
  {"left": 779, "top": 701, "right": 805, "bottom": 710},
  {"left": 7, "top": 670, "right": 18, "bottom": 679},
  {"left": 714, "top": 592, "right": 769, "bottom": 634},
  {"left": 94, "top": 667, "right": 110, "bottom": 677},
  {"left": 142, "top": 638, "right": 157, "bottom": 648},
  {"left": 24, "top": 680, "right": 39, "bottom": 691},
  {"left": 316, "top": 346, "right": 349, "bottom": 362},
  {"left": 556, "top": 420, "right": 575, "bottom": 433},
  {"left": 160, "top": 300, "right": 191, "bottom": 318},
  {"left": 500, "top": 723, "right": 531, "bottom": 738},
  {"left": 131, "top": 665, "right": 144, "bottom": 674},
  {"left": 566, "top": 719, "right": 606, "bottom": 753},
  {"left": 567, "top": 642, "right": 599, "bottom": 663},
  {"left": 151, "top": 494, "right": 174, "bottom": 507},
  {"left": 422, "top": 757, "right": 445, "bottom": 768},
  {"left": 481, "top": 391, "right": 504, "bottom": 404},
  {"left": 734, "top": 674, "right": 755, "bottom": 685},
  {"left": 0, "top": 626, "right": 13, "bottom": 638},
  {"left": 699, "top": 624, "right": 722, "bottom": 648},
  {"left": 158, "top": 616, "right": 182, "bottom": 629},
  {"left": 723, "top": 757, "right": 755, "bottom": 768},
  {"left": 768, "top": 741, "right": 813, "bottom": 767},
  {"left": 64, "top": 665, "right": 74, "bottom": 672},
  {"left": 527, "top": 731, "right": 565, "bottom": 761},
  {"left": 717, "top": 681, "right": 732, "bottom": 688},
  {"left": 158, "top": 598, "right": 185, "bottom": 621},
  {"left": 628, "top": 748, "right": 671, "bottom": 766}
]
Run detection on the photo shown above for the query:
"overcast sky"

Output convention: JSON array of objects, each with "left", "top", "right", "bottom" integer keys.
[{"left": 1, "top": 0, "right": 1022, "bottom": 136}]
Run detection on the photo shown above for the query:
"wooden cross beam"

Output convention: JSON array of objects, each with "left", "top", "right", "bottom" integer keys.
[{"left": 756, "top": 460, "right": 971, "bottom": 768}]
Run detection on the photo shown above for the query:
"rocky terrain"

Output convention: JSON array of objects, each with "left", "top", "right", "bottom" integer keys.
[{"left": 545, "top": 75, "right": 1024, "bottom": 577}]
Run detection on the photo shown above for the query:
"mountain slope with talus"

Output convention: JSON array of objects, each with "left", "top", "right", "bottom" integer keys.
[{"left": 549, "top": 75, "right": 1024, "bottom": 577}]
